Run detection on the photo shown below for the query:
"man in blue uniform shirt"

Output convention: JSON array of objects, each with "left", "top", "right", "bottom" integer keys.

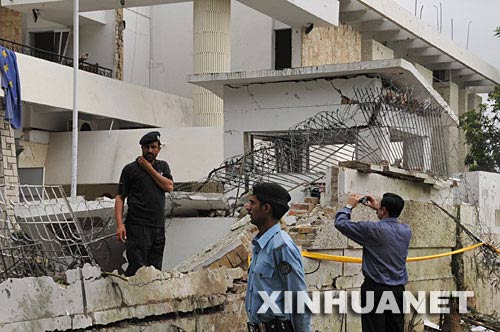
[
  {"left": 245, "top": 182, "right": 310, "bottom": 332},
  {"left": 335, "top": 193, "right": 412, "bottom": 332}
]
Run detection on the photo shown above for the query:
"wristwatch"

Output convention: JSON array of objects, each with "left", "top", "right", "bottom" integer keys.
[{"left": 344, "top": 203, "right": 353, "bottom": 210}]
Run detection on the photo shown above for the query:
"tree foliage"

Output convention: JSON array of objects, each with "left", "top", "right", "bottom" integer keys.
[
  {"left": 459, "top": 87, "right": 500, "bottom": 172},
  {"left": 458, "top": 27, "right": 500, "bottom": 172}
]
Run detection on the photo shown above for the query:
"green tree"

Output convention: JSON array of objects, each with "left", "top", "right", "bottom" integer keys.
[
  {"left": 459, "top": 27, "right": 500, "bottom": 172},
  {"left": 459, "top": 87, "right": 500, "bottom": 172}
]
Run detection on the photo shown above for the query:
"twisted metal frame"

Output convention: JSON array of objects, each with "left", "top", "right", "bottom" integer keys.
[
  {"left": 0, "top": 185, "right": 116, "bottom": 281},
  {"left": 179, "top": 84, "right": 449, "bottom": 202}
]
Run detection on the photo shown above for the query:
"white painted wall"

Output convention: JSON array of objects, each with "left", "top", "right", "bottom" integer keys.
[
  {"left": 44, "top": 127, "right": 224, "bottom": 185},
  {"left": 78, "top": 10, "right": 115, "bottom": 70},
  {"left": 123, "top": 7, "right": 152, "bottom": 87},
  {"left": 80, "top": 11, "right": 108, "bottom": 25},
  {"left": 230, "top": 1, "right": 273, "bottom": 72},
  {"left": 25, "top": 17, "right": 68, "bottom": 37},
  {"left": 459, "top": 172, "right": 500, "bottom": 233},
  {"left": 223, "top": 76, "right": 382, "bottom": 158},
  {"left": 1, "top": 53, "right": 193, "bottom": 128},
  {"left": 150, "top": 1, "right": 273, "bottom": 99},
  {"left": 150, "top": 2, "right": 193, "bottom": 99}
]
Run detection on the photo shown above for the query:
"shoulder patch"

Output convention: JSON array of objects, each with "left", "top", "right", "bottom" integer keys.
[
  {"left": 278, "top": 261, "right": 292, "bottom": 274},
  {"left": 272, "top": 231, "right": 286, "bottom": 249}
]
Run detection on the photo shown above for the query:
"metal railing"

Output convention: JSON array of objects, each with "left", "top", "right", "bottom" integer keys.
[
  {"left": 181, "top": 82, "right": 450, "bottom": 203},
  {"left": 0, "top": 185, "right": 118, "bottom": 281},
  {"left": 0, "top": 37, "right": 113, "bottom": 78}
]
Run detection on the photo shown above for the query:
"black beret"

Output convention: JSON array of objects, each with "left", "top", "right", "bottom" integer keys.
[
  {"left": 251, "top": 182, "right": 291, "bottom": 207},
  {"left": 139, "top": 131, "right": 161, "bottom": 145}
]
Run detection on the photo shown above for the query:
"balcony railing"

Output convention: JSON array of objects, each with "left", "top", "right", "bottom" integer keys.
[{"left": 0, "top": 38, "right": 113, "bottom": 78}]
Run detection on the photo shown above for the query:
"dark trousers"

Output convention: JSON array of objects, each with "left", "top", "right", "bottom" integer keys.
[
  {"left": 125, "top": 223, "right": 165, "bottom": 277},
  {"left": 360, "top": 278, "right": 405, "bottom": 332}
]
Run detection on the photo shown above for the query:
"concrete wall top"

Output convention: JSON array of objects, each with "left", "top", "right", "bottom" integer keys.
[
  {"left": 0, "top": 53, "right": 193, "bottom": 128},
  {"left": 338, "top": 168, "right": 455, "bottom": 206},
  {"left": 44, "top": 127, "right": 223, "bottom": 185}
]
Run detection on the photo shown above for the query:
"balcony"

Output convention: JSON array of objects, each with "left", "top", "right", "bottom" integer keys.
[
  {"left": 0, "top": 37, "right": 113, "bottom": 78},
  {"left": 0, "top": 51, "right": 193, "bottom": 129}
]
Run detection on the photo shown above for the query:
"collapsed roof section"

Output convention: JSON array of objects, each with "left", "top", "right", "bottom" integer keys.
[{"left": 184, "top": 80, "right": 450, "bottom": 202}]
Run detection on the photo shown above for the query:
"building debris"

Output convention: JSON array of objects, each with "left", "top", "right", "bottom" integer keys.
[{"left": 0, "top": 264, "right": 247, "bottom": 332}]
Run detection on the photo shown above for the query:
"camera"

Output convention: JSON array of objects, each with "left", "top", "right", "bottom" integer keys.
[{"left": 359, "top": 197, "right": 369, "bottom": 204}]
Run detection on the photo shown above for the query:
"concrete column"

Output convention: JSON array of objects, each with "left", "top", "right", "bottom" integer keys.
[
  {"left": 456, "top": 89, "right": 470, "bottom": 173},
  {"left": 192, "top": 0, "right": 231, "bottom": 127},
  {"left": 361, "top": 39, "right": 394, "bottom": 61},
  {"left": 0, "top": 108, "right": 20, "bottom": 246},
  {"left": 434, "top": 81, "right": 460, "bottom": 175},
  {"left": 114, "top": 8, "right": 125, "bottom": 81}
]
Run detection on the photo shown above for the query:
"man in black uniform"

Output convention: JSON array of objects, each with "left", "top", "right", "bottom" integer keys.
[{"left": 115, "top": 131, "right": 174, "bottom": 276}]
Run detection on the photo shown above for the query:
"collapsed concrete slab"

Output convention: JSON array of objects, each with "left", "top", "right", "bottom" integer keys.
[{"left": 175, "top": 215, "right": 256, "bottom": 273}]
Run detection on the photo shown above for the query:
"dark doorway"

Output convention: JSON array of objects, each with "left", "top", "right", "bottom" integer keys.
[
  {"left": 274, "top": 29, "right": 292, "bottom": 70},
  {"left": 30, "top": 30, "right": 70, "bottom": 63},
  {"left": 32, "top": 31, "right": 56, "bottom": 53}
]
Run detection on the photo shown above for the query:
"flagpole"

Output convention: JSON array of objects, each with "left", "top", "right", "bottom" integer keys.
[{"left": 71, "top": 0, "right": 79, "bottom": 198}]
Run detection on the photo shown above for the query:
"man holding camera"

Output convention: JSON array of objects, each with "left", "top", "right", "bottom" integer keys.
[{"left": 335, "top": 193, "right": 412, "bottom": 332}]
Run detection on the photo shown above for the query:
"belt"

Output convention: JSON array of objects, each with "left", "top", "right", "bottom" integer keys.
[{"left": 247, "top": 319, "right": 293, "bottom": 332}]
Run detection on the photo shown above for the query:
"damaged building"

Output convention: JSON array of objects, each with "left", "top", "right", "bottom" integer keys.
[{"left": 1, "top": 0, "right": 500, "bottom": 331}]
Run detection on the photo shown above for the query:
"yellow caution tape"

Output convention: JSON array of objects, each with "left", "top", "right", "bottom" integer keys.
[
  {"left": 302, "top": 242, "right": 487, "bottom": 264},
  {"left": 406, "top": 242, "right": 485, "bottom": 262},
  {"left": 248, "top": 242, "right": 498, "bottom": 265},
  {"left": 302, "top": 251, "right": 362, "bottom": 263}
]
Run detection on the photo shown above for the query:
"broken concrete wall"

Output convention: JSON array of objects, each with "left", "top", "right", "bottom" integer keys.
[
  {"left": 304, "top": 166, "right": 457, "bottom": 330},
  {"left": 457, "top": 172, "right": 500, "bottom": 315},
  {"left": 458, "top": 172, "right": 500, "bottom": 231},
  {"left": 0, "top": 265, "right": 247, "bottom": 332},
  {"left": 336, "top": 167, "right": 455, "bottom": 206},
  {"left": 164, "top": 217, "right": 236, "bottom": 270}
]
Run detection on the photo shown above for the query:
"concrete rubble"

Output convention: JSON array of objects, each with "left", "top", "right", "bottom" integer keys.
[{"left": 0, "top": 265, "right": 246, "bottom": 332}]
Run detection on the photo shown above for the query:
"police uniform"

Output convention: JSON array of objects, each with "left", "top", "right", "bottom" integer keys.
[
  {"left": 246, "top": 223, "right": 311, "bottom": 332},
  {"left": 117, "top": 131, "right": 173, "bottom": 276}
]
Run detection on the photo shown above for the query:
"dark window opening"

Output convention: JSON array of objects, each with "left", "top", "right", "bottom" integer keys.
[
  {"left": 30, "top": 30, "right": 70, "bottom": 62},
  {"left": 433, "top": 70, "right": 447, "bottom": 83},
  {"left": 274, "top": 29, "right": 292, "bottom": 70},
  {"left": 80, "top": 123, "right": 92, "bottom": 131},
  {"left": 32, "top": 31, "right": 56, "bottom": 53}
]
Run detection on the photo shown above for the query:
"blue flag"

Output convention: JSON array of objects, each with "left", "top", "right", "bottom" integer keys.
[{"left": 0, "top": 46, "right": 22, "bottom": 129}]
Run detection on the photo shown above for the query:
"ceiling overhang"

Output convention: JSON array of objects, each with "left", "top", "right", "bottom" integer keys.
[
  {"left": 338, "top": 0, "right": 500, "bottom": 90},
  {"left": 1, "top": 0, "right": 339, "bottom": 27}
]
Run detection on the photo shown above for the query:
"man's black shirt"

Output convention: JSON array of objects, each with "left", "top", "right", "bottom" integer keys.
[{"left": 117, "top": 159, "right": 172, "bottom": 228}]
